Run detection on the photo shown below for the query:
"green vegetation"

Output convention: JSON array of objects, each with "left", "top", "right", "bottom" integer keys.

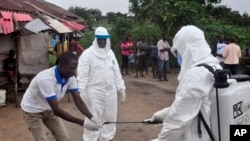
[
  {"left": 49, "top": 54, "right": 57, "bottom": 67},
  {"left": 69, "top": 0, "right": 250, "bottom": 67}
]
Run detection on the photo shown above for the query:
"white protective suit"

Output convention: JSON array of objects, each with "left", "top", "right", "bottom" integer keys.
[
  {"left": 149, "top": 25, "right": 222, "bottom": 141},
  {"left": 77, "top": 27, "right": 126, "bottom": 141}
]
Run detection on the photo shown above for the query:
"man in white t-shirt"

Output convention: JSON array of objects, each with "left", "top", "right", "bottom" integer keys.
[
  {"left": 215, "top": 34, "right": 227, "bottom": 66},
  {"left": 21, "top": 51, "right": 99, "bottom": 141},
  {"left": 157, "top": 33, "right": 171, "bottom": 81}
]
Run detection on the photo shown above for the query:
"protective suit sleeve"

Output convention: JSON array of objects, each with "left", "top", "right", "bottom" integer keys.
[
  {"left": 77, "top": 50, "right": 90, "bottom": 90},
  {"left": 157, "top": 69, "right": 210, "bottom": 140}
]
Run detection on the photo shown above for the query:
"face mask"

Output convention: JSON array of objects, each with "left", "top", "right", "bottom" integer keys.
[{"left": 177, "top": 53, "right": 182, "bottom": 66}]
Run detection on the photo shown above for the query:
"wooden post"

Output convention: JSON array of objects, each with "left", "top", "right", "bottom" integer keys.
[{"left": 14, "top": 35, "right": 19, "bottom": 108}]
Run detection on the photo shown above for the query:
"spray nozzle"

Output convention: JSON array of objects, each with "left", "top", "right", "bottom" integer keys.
[{"left": 214, "top": 69, "right": 229, "bottom": 88}]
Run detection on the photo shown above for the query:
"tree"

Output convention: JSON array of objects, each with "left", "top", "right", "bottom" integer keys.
[
  {"left": 68, "top": 6, "right": 103, "bottom": 29},
  {"left": 128, "top": 0, "right": 220, "bottom": 33}
]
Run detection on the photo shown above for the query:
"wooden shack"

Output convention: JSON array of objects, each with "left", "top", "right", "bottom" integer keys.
[{"left": 0, "top": 0, "right": 85, "bottom": 107}]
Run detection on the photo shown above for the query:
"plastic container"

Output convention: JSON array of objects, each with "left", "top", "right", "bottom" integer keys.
[{"left": 211, "top": 79, "right": 250, "bottom": 141}]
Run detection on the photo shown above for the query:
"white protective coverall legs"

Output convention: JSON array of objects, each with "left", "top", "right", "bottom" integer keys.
[{"left": 83, "top": 88, "right": 117, "bottom": 141}]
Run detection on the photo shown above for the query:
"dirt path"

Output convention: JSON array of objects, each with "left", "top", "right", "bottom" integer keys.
[{"left": 0, "top": 68, "right": 179, "bottom": 141}]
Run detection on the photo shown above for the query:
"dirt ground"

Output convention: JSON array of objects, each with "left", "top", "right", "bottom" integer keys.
[{"left": 0, "top": 68, "right": 180, "bottom": 141}]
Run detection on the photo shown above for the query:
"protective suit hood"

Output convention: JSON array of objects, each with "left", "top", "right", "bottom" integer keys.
[
  {"left": 172, "top": 25, "right": 219, "bottom": 80},
  {"left": 90, "top": 27, "right": 112, "bottom": 59}
]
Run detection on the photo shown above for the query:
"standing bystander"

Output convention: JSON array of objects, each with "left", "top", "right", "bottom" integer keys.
[
  {"left": 157, "top": 33, "right": 171, "bottom": 81},
  {"left": 120, "top": 35, "right": 134, "bottom": 75},
  {"left": 3, "top": 49, "right": 16, "bottom": 84},
  {"left": 223, "top": 36, "right": 241, "bottom": 75},
  {"left": 242, "top": 46, "right": 250, "bottom": 75},
  {"left": 150, "top": 38, "right": 159, "bottom": 78},
  {"left": 135, "top": 35, "right": 148, "bottom": 78},
  {"left": 214, "top": 34, "right": 227, "bottom": 66}
]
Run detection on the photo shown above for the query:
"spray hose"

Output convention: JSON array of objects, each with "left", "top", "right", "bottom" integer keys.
[{"left": 104, "top": 120, "right": 163, "bottom": 125}]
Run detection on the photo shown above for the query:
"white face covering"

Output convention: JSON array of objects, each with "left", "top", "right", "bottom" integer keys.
[
  {"left": 172, "top": 25, "right": 220, "bottom": 80},
  {"left": 89, "top": 27, "right": 112, "bottom": 59}
]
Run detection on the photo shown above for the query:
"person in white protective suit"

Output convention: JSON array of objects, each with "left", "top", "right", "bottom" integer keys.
[
  {"left": 77, "top": 26, "right": 126, "bottom": 141},
  {"left": 145, "top": 25, "right": 222, "bottom": 141}
]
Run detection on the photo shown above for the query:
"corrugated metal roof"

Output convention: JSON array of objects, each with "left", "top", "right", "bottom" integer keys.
[
  {"left": 0, "top": 0, "right": 85, "bottom": 35},
  {"left": 25, "top": 18, "right": 51, "bottom": 33},
  {"left": 0, "top": 0, "right": 83, "bottom": 21},
  {"left": 0, "top": 11, "right": 33, "bottom": 35},
  {"left": 1, "top": 11, "right": 12, "bottom": 19},
  {"left": 47, "top": 19, "right": 71, "bottom": 33},
  {"left": 0, "top": 11, "right": 14, "bottom": 34},
  {"left": 13, "top": 13, "right": 32, "bottom": 21},
  {"left": 62, "top": 21, "right": 85, "bottom": 31}
]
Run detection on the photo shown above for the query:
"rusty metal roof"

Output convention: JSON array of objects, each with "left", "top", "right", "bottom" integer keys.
[
  {"left": 0, "top": 0, "right": 85, "bottom": 35},
  {"left": 0, "top": 0, "right": 82, "bottom": 21}
]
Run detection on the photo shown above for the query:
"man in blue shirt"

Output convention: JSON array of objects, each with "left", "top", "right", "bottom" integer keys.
[{"left": 21, "top": 51, "right": 98, "bottom": 141}]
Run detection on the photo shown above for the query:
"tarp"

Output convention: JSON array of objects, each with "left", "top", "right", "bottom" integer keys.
[{"left": 25, "top": 18, "right": 51, "bottom": 33}]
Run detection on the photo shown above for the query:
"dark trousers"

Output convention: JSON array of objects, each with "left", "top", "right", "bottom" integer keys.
[
  {"left": 136, "top": 55, "right": 147, "bottom": 76},
  {"left": 121, "top": 55, "right": 129, "bottom": 74},
  {"left": 223, "top": 64, "right": 238, "bottom": 75},
  {"left": 151, "top": 56, "right": 158, "bottom": 77}
]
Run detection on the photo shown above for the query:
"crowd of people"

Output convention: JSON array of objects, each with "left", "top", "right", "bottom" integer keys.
[
  {"left": 213, "top": 34, "right": 242, "bottom": 75},
  {"left": 120, "top": 31, "right": 249, "bottom": 79},
  {"left": 119, "top": 33, "right": 173, "bottom": 82},
  {"left": 18, "top": 25, "right": 250, "bottom": 141}
]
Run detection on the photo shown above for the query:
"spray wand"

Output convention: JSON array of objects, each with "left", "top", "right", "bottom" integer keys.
[{"left": 104, "top": 120, "right": 163, "bottom": 125}]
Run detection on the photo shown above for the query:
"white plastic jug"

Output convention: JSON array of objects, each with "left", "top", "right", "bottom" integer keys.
[{"left": 211, "top": 79, "right": 250, "bottom": 141}]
